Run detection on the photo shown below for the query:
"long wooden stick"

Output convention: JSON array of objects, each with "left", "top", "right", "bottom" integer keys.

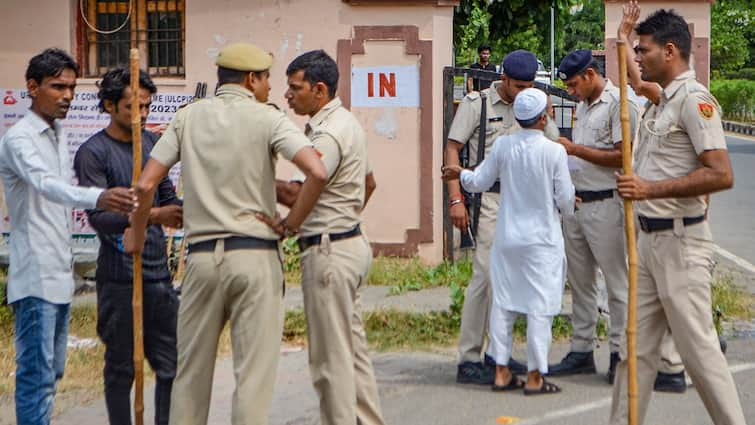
[
  {"left": 617, "top": 40, "right": 638, "bottom": 425},
  {"left": 130, "top": 48, "right": 145, "bottom": 425}
]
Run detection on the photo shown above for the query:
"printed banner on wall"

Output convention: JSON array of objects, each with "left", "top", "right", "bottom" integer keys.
[
  {"left": 0, "top": 88, "right": 193, "bottom": 234},
  {"left": 351, "top": 65, "right": 420, "bottom": 108}
]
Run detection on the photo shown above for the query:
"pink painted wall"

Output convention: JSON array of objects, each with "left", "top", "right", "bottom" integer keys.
[{"left": 0, "top": 0, "right": 455, "bottom": 263}]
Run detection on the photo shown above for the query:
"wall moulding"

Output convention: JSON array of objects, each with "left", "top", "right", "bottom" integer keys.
[{"left": 337, "top": 25, "right": 433, "bottom": 257}]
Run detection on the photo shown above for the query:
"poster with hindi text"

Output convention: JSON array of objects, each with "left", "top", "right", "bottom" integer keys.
[{"left": 0, "top": 88, "right": 192, "bottom": 234}]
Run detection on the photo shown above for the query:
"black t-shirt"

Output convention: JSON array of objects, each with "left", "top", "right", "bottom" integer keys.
[
  {"left": 74, "top": 129, "right": 180, "bottom": 284},
  {"left": 469, "top": 62, "right": 497, "bottom": 91}
]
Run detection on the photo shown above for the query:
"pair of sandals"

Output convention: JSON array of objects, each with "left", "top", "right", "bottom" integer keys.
[{"left": 491, "top": 375, "right": 561, "bottom": 396}]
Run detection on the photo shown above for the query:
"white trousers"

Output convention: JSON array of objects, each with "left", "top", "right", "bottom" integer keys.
[{"left": 487, "top": 308, "right": 554, "bottom": 374}]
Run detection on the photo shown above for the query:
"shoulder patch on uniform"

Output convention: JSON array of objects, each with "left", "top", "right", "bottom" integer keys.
[{"left": 698, "top": 102, "right": 715, "bottom": 120}]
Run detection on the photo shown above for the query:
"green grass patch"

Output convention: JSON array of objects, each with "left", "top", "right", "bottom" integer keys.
[
  {"left": 283, "top": 307, "right": 607, "bottom": 352},
  {"left": 283, "top": 308, "right": 462, "bottom": 352},
  {"left": 712, "top": 274, "right": 754, "bottom": 334},
  {"left": 284, "top": 308, "right": 461, "bottom": 351},
  {"left": 0, "top": 269, "right": 10, "bottom": 338},
  {"left": 283, "top": 309, "right": 307, "bottom": 344},
  {"left": 280, "top": 250, "right": 473, "bottom": 291},
  {"left": 368, "top": 257, "right": 472, "bottom": 296},
  {"left": 365, "top": 310, "right": 459, "bottom": 351}
]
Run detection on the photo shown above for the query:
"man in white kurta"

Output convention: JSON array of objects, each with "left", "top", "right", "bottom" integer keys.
[{"left": 444, "top": 88, "right": 574, "bottom": 395}]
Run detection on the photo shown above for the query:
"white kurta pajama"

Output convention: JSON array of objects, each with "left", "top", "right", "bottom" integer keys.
[{"left": 460, "top": 128, "right": 575, "bottom": 373}]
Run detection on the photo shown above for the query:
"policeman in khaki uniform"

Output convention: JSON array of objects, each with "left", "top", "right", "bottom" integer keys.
[
  {"left": 445, "top": 50, "right": 541, "bottom": 384},
  {"left": 266, "top": 50, "right": 384, "bottom": 425},
  {"left": 632, "top": 99, "right": 689, "bottom": 394},
  {"left": 126, "top": 43, "right": 328, "bottom": 425},
  {"left": 548, "top": 50, "right": 638, "bottom": 383},
  {"left": 611, "top": 10, "right": 746, "bottom": 425}
]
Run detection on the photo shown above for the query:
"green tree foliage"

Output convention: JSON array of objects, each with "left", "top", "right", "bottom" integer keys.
[
  {"left": 710, "top": 79, "right": 755, "bottom": 122},
  {"left": 562, "top": 0, "right": 605, "bottom": 55},
  {"left": 711, "top": 0, "right": 754, "bottom": 73},
  {"left": 454, "top": 0, "right": 581, "bottom": 69}
]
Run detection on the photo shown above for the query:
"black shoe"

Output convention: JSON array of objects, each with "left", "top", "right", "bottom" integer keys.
[
  {"left": 484, "top": 354, "right": 527, "bottom": 375},
  {"left": 654, "top": 371, "right": 687, "bottom": 393},
  {"left": 548, "top": 351, "right": 597, "bottom": 376},
  {"left": 457, "top": 361, "right": 494, "bottom": 385},
  {"left": 720, "top": 336, "right": 728, "bottom": 355},
  {"left": 607, "top": 352, "right": 620, "bottom": 384}
]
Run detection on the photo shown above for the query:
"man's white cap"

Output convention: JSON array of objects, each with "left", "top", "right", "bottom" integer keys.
[{"left": 514, "top": 88, "right": 547, "bottom": 121}]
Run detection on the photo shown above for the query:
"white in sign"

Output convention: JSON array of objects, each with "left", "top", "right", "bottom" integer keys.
[{"left": 351, "top": 65, "right": 419, "bottom": 108}]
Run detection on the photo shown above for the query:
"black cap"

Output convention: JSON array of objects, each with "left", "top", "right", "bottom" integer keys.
[
  {"left": 558, "top": 49, "right": 593, "bottom": 80},
  {"left": 501, "top": 50, "right": 538, "bottom": 81}
]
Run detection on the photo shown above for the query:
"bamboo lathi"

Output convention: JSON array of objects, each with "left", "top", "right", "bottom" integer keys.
[
  {"left": 617, "top": 40, "right": 638, "bottom": 425},
  {"left": 129, "top": 48, "right": 145, "bottom": 425}
]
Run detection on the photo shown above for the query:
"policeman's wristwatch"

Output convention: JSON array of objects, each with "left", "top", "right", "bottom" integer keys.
[{"left": 280, "top": 218, "right": 298, "bottom": 238}]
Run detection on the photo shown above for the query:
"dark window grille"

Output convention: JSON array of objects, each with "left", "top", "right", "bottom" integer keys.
[
  {"left": 147, "top": 6, "right": 183, "bottom": 75},
  {"left": 82, "top": 0, "right": 185, "bottom": 77},
  {"left": 95, "top": 6, "right": 130, "bottom": 75}
]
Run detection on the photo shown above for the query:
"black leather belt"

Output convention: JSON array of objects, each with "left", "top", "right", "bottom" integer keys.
[
  {"left": 298, "top": 225, "right": 362, "bottom": 251},
  {"left": 575, "top": 189, "right": 614, "bottom": 203},
  {"left": 638, "top": 215, "right": 705, "bottom": 233},
  {"left": 486, "top": 181, "right": 500, "bottom": 194},
  {"left": 188, "top": 236, "right": 278, "bottom": 253}
]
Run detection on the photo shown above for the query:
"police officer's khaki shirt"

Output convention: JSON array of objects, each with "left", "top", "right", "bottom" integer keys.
[
  {"left": 292, "top": 97, "right": 369, "bottom": 236},
  {"left": 447, "top": 81, "right": 519, "bottom": 164},
  {"left": 635, "top": 70, "right": 727, "bottom": 218},
  {"left": 150, "top": 84, "right": 312, "bottom": 243},
  {"left": 571, "top": 80, "right": 638, "bottom": 191}
]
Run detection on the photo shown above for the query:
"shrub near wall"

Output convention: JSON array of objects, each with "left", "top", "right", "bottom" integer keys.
[{"left": 710, "top": 79, "right": 755, "bottom": 123}]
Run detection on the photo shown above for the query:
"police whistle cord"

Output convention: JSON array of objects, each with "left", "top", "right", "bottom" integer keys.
[
  {"left": 130, "top": 48, "right": 145, "bottom": 425},
  {"left": 617, "top": 40, "right": 639, "bottom": 425}
]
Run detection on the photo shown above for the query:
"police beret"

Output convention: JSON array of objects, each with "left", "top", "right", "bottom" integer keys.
[
  {"left": 501, "top": 50, "right": 538, "bottom": 82},
  {"left": 558, "top": 49, "right": 592, "bottom": 80},
  {"left": 215, "top": 43, "right": 273, "bottom": 72}
]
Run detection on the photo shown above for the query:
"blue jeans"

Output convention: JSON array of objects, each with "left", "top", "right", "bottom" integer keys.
[{"left": 12, "top": 297, "right": 70, "bottom": 425}]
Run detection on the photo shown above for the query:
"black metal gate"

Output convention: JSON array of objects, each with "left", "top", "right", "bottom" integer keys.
[{"left": 442, "top": 66, "right": 578, "bottom": 261}]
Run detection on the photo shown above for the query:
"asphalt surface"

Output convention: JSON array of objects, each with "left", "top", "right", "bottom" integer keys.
[
  {"left": 50, "top": 340, "right": 755, "bottom": 425},
  {"left": 709, "top": 134, "right": 755, "bottom": 267}
]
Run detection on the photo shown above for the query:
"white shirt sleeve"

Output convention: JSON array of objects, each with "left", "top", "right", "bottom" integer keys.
[
  {"left": 460, "top": 137, "right": 500, "bottom": 193},
  {"left": 2, "top": 133, "right": 102, "bottom": 209},
  {"left": 553, "top": 146, "right": 575, "bottom": 216}
]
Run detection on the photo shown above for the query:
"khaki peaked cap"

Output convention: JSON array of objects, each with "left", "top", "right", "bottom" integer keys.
[{"left": 215, "top": 43, "right": 273, "bottom": 71}]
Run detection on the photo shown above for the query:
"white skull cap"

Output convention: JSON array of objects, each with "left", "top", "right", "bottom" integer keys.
[{"left": 514, "top": 88, "right": 547, "bottom": 121}]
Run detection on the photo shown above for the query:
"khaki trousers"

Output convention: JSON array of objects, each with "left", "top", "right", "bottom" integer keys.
[
  {"left": 301, "top": 234, "right": 384, "bottom": 425},
  {"left": 610, "top": 221, "right": 746, "bottom": 425},
  {"left": 658, "top": 329, "right": 684, "bottom": 374},
  {"left": 563, "top": 194, "right": 628, "bottom": 353},
  {"left": 458, "top": 192, "right": 499, "bottom": 363},
  {"left": 169, "top": 244, "right": 284, "bottom": 425}
]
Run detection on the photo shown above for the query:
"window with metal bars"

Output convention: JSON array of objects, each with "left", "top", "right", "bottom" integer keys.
[{"left": 80, "top": 0, "right": 185, "bottom": 77}]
